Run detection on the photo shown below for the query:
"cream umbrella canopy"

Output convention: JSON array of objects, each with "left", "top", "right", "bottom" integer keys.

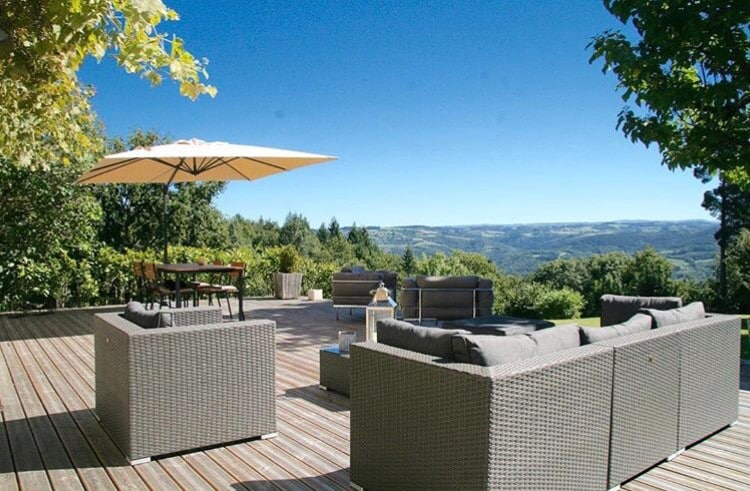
[{"left": 77, "top": 139, "right": 337, "bottom": 262}]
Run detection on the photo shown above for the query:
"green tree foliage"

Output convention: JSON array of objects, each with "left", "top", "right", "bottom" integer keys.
[
  {"left": 0, "top": 157, "right": 102, "bottom": 309},
  {"left": 625, "top": 246, "right": 674, "bottom": 296},
  {"left": 279, "top": 212, "right": 321, "bottom": 256},
  {"left": 92, "top": 130, "right": 229, "bottom": 251},
  {"left": 0, "top": 0, "right": 216, "bottom": 168},
  {"left": 697, "top": 170, "right": 750, "bottom": 303},
  {"left": 589, "top": 0, "right": 750, "bottom": 184},
  {"left": 228, "top": 215, "right": 281, "bottom": 249},
  {"left": 724, "top": 228, "right": 750, "bottom": 312},
  {"left": 401, "top": 246, "right": 415, "bottom": 275}
]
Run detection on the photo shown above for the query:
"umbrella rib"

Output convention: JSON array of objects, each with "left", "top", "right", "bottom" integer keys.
[
  {"left": 201, "top": 156, "right": 239, "bottom": 173},
  {"left": 244, "top": 157, "right": 288, "bottom": 171},
  {"left": 225, "top": 161, "right": 256, "bottom": 181},
  {"left": 76, "top": 158, "right": 141, "bottom": 183}
]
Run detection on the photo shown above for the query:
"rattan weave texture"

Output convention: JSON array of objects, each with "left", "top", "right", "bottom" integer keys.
[
  {"left": 597, "top": 327, "right": 681, "bottom": 488},
  {"left": 350, "top": 342, "right": 614, "bottom": 490},
  {"left": 674, "top": 315, "right": 740, "bottom": 448},
  {"left": 95, "top": 311, "right": 276, "bottom": 461}
]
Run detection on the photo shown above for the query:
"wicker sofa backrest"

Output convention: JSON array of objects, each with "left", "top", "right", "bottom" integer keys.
[
  {"left": 399, "top": 275, "right": 494, "bottom": 321},
  {"left": 350, "top": 340, "right": 614, "bottom": 490}
]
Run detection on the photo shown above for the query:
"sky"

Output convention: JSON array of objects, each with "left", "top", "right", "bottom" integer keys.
[{"left": 79, "top": 0, "right": 716, "bottom": 228}]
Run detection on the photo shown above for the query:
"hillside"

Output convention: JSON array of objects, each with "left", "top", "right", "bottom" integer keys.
[{"left": 362, "top": 220, "right": 718, "bottom": 279}]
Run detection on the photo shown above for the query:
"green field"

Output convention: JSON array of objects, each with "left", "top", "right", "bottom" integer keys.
[{"left": 552, "top": 317, "right": 750, "bottom": 360}]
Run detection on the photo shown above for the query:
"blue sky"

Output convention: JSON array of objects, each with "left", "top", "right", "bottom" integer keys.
[{"left": 80, "top": 0, "right": 714, "bottom": 228}]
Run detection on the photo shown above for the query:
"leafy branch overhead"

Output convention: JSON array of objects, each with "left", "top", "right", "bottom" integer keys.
[
  {"left": 0, "top": 0, "right": 216, "bottom": 168},
  {"left": 589, "top": 0, "right": 750, "bottom": 185}
]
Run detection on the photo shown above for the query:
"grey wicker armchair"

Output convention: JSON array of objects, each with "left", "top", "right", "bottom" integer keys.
[{"left": 94, "top": 306, "right": 277, "bottom": 464}]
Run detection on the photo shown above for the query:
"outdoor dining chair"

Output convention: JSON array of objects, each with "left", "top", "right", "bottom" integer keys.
[
  {"left": 142, "top": 262, "right": 194, "bottom": 309},
  {"left": 196, "top": 261, "right": 245, "bottom": 319},
  {"left": 132, "top": 260, "right": 145, "bottom": 302}
]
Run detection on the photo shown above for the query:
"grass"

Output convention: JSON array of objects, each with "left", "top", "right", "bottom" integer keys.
[{"left": 552, "top": 316, "right": 750, "bottom": 360}]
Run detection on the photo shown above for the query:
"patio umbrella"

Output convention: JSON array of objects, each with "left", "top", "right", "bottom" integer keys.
[{"left": 77, "top": 139, "right": 337, "bottom": 262}]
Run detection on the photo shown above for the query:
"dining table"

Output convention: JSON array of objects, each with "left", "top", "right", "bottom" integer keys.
[{"left": 156, "top": 263, "right": 246, "bottom": 321}]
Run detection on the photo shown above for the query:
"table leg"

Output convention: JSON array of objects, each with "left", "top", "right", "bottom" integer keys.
[
  {"left": 239, "top": 271, "right": 245, "bottom": 321},
  {"left": 175, "top": 273, "right": 182, "bottom": 308}
]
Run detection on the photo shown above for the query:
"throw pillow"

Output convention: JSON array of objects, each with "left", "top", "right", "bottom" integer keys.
[
  {"left": 377, "top": 319, "right": 467, "bottom": 358},
  {"left": 641, "top": 301, "right": 705, "bottom": 328},
  {"left": 579, "top": 313, "right": 652, "bottom": 344},
  {"left": 526, "top": 324, "right": 580, "bottom": 355},
  {"left": 450, "top": 334, "right": 538, "bottom": 367}
]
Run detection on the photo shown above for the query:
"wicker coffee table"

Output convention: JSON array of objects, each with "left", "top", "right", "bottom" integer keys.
[{"left": 319, "top": 346, "right": 350, "bottom": 396}]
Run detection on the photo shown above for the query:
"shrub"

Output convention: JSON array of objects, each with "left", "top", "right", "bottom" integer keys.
[
  {"left": 532, "top": 287, "right": 585, "bottom": 319},
  {"left": 277, "top": 245, "right": 302, "bottom": 273}
]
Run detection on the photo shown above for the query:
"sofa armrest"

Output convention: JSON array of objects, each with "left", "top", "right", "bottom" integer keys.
[
  {"left": 350, "top": 342, "right": 613, "bottom": 490},
  {"left": 168, "top": 306, "right": 223, "bottom": 326}
]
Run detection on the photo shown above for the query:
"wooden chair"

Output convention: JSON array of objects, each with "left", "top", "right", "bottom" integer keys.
[
  {"left": 132, "top": 261, "right": 145, "bottom": 302},
  {"left": 142, "top": 262, "right": 194, "bottom": 309},
  {"left": 197, "top": 261, "right": 245, "bottom": 319}
]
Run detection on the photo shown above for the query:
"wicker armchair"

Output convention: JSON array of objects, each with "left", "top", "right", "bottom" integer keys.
[{"left": 94, "top": 306, "right": 276, "bottom": 464}]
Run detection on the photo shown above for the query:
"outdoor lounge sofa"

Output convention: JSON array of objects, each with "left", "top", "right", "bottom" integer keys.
[
  {"left": 399, "top": 275, "right": 494, "bottom": 322},
  {"left": 349, "top": 298, "right": 740, "bottom": 490},
  {"left": 94, "top": 305, "right": 277, "bottom": 464},
  {"left": 331, "top": 267, "right": 397, "bottom": 318}
]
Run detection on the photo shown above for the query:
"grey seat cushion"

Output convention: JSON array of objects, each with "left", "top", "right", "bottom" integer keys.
[
  {"left": 122, "top": 301, "right": 172, "bottom": 329},
  {"left": 377, "top": 319, "right": 468, "bottom": 359},
  {"left": 640, "top": 301, "right": 705, "bottom": 328},
  {"left": 600, "top": 294, "right": 683, "bottom": 326},
  {"left": 580, "top": 313, "right": 652, "bottom": 344},
  {"left": 451, "top": 334, "right": 538, "bottom": 367},
  {"left": 527, "top": 324, "right": 580, "bottom": 355}
]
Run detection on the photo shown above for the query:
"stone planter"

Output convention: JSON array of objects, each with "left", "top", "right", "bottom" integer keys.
[{"left": 272, "top": 272, "right": 303, "bottom": 299}]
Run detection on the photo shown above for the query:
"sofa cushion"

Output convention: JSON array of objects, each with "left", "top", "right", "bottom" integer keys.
[
  {"left": 415, "top": 275, "right": 479, "bottom": 289},
  {"left": 580, "top": 313, "right": 652, "bottom": 344},
  {"left": 527, "top": 324, "right": 580, "bottom": 355},
  {"left": 451, "top": 334, "right": 538, "bottom": 367},
  {"left": 377, "top": 319, "right": 467, "bottom": 359},
  {"left": 600, "top": 294, "right": 683, "bottom": 326},
  {"left": 122, "top": 301, "right": 172, "bottom": 329},
  {"left": 641, "top": 302, "right": 705, "bottom": 328}
]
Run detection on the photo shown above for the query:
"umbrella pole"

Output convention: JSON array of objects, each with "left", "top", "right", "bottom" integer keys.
[{"left": 163, "top": 184, "right": 169, "bottom": 264}]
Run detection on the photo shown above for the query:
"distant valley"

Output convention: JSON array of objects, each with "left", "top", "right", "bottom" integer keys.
[{"left": 360, "top": 220, "right": 718, "bottom": 279}]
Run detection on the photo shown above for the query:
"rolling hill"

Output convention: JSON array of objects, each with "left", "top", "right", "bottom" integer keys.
[{"left": 360, "top": 220, "right": 718, "bottom": 279}]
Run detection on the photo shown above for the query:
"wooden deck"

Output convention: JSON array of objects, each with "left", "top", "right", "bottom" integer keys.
[{"left": 0, "top": 299, "right": 748, "bottom": 491}]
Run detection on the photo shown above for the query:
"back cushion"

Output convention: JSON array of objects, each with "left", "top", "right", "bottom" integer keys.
[
  {"left": 600, "top": 294, "right": 683, "bottom": 326},
  {"left": 641, "top": 301, "right": 705, "bottom": 328},
  {"left": 580, "top": 313, "right": 652, "bottom": 344},
  {"left": 415, "top": 275, "right": 479, "bottom": 289},
  {"left": 527, "top": 324, "right": 580, "bottom": 355},
  {"left": 122, "top": 301, "right": 172, "bottom": 329},
  {"left": 451, "top": 334, "right": 538, "bottom": 367},
  {"left": 377, "top": 319, "right": 467, "bottom": 359}
]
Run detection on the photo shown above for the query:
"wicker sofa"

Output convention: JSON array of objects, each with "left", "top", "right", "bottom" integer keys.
[
  {"left": 399, "top": 275, "right": 494, "bottom": 322},
  {"left": 94, "top": 306, "right": 277, "bottom": 464},
  {"left": 350, "top": 302, "right": 740, "bottom": 490},
  {"left": 331, "top": 268, "right": 397, "bottom": 318}
]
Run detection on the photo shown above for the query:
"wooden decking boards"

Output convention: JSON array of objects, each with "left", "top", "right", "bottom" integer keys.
[{"left": 0, "top": 299, "right": 747, "bottom": 491}]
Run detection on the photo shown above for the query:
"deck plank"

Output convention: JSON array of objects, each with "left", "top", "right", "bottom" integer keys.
[{"left": 0, "top": 299, "right": 748, "bottom": 490}]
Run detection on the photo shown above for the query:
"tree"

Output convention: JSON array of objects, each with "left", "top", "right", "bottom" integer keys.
[
  {"left": 0, "top": 0, "right": 216, "bottom": 168},
  {"left": 279, "top": 212, "right": 320, "bottom": 256},
  {"left": 328, "top": 218, "right": 342, "bottom": 239},
  {"left": 228, "top": 215, "right": 281, "bottom": 249},
  {"left": 0, "top": 156, "right": 102, "bottom": 309},
  {"left": 724, "top": 228, "right": 750, "bottom": 312},
  {"left": 92, "top": 129, "right": 228, "bottom": 251},
  {"left": 401, "top": 246, "right": 415, "bottom": 275},
  {"left": 317, "top": 223, "right": 330, "bottom": 243},
  {"left": 589, "top": 1, "right": 750, "bottom": 185},
  {"left": 696, "top": 169, "right": 750, "bottom": 305},
  {"left": 625, "top": 247, "right": 674, "bottom": 296}
]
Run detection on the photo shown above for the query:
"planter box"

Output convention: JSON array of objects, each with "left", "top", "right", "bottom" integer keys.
[{"left": 273, "top": 272, "right": 303, "bottom": 299}]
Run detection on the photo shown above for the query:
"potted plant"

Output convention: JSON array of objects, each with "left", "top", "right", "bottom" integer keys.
[{"left": 273, "top": 246, "right": 303, "bottom": 299}]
